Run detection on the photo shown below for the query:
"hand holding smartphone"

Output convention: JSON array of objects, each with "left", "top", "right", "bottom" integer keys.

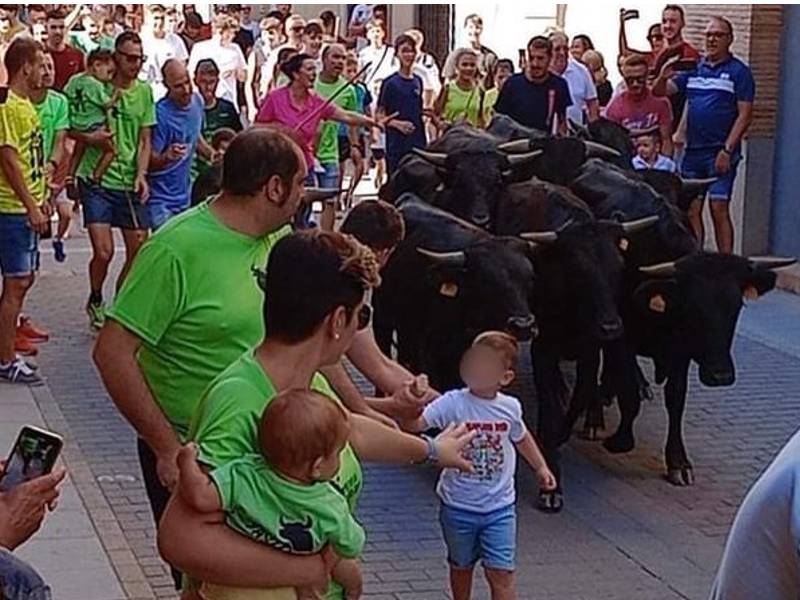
[{"left": 0, "top": 426, "right": 63, "bottom": 493}]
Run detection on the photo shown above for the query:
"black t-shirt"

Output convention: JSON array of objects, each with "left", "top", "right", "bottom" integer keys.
[
  {"left": 233, "top": 29, "right": 254, "bottom": 57},
  {"left": 494, "top": 73, "right": 572, "bottom": 132},
  {"left": 203, "top": 98, "right": 243, "bottom": 138},
  {"left": 596, "top": 80, "right": 613, "bottom": 108}
]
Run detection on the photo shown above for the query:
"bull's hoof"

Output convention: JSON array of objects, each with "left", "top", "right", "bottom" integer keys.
[
  {"left": 603, "top": 431, "right": 635, "bottom": 454},
  {"left": 665, "top": 466, "right": 695, "bottom": 486},
  {"left": 537, "top": 491, "right": 564, "bottom": 513},
  {"left": 580, "top": 424, "right": 604, "bottom": 441}
]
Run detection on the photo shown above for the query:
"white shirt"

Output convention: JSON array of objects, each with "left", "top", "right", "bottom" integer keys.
[
  {"left": 359, "top": 44, "right": 397, "bottom": 101},
  {"left": 188, "top": 38, "right": 247, "bottom": 110},
  {"left": 558, "top": 58, "right": 597, "bottom": 125},
  {"left": 413, "top": 52, "right": 442, "bottom": 97},
  {"left": 709, "top": 428, "right": 800, "bottom": 600},
  {"left": 632, "top": 154, "right": 677, "bottom": 173},
  {"left": 140, "top": 32, "right": 189, "bottom": 100},
  {"left": 422, "top": 388, "right": 526, "bottom": 513}
]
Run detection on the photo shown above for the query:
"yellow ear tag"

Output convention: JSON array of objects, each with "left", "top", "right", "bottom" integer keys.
[
  {"left": 743, "top": 286, "right": 759, "bottom": 301},
  {"left": 649, "top": 294, "right": 667, "bottom": 313},
  {"left": 440, "top": 282, "right": 459, "bottom": 298},
  {"left": 619, "top": 238, "right": 630, "bottom": 252}
]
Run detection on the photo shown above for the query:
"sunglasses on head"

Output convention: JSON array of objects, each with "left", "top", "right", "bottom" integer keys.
[{"left": 356, "top": 304, "right": 372, "bottom": 331}]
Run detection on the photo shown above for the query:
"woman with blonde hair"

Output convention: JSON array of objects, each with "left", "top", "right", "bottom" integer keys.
[
  {"left": 433, "top": 47, "right": 485, "bottom": 132},
  {"left": 582, "top": 49, "right": 613, "bottom": 107}
]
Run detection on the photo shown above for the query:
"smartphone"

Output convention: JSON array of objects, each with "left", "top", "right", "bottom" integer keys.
[{"left": 0, "top": 425, "right": 63, "bottom": 492}]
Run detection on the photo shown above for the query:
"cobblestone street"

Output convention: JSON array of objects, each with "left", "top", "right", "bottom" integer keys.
[{"left": 7, "top": 229, "right": 800, "bottom": 600}]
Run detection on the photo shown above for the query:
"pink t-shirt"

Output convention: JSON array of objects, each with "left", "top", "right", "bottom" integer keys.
[
  {"left": 256, "top": 86, "right": 337, "bottom": 167},
  {"left": 604, "top": 90, "right": 673, "bottom": 134}
]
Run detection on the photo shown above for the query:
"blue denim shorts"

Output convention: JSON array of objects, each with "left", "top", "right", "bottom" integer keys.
[
  {"left": 0, "top": 547, "right": 52, "bottom": 599},
  {"left": 439, "top": 503, "right": 517, "bottom": 571},
  {"left": 0, "top": 213, "right": 39, "bottom": 277},
  {"left": 680, "top": 148, "right": 740, "bottom": 202},
  {"left": 79, "top": 177, "right": 150, "bottom": 230}
]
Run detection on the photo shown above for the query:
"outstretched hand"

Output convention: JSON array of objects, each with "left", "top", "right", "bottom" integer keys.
[{"left": 434, "top": 423, "right": 477, "bottom": 473}]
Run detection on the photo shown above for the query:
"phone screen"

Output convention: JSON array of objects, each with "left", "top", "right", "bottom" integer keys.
[{"left": 0, "top": 426, "right": 63, "bottom": 492}]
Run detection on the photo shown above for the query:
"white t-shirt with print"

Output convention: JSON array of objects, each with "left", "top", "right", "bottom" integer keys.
[
  {"left": 422, "top": 388, "right": 526, "bottom": 513},
  {"left": 141, "top": 32, "right": 189, "bottom": 100}
]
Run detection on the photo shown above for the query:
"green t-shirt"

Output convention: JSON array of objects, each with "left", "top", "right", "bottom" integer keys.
[
  {"left": 0, "top": 90, "right": 46, "bottom": 214},
  {"left": 442, "top": 81, "right": 484, "bottom": 127},
  {"left": 76, "top": 79, "right": 156, "bottom": 191},
  {"left": 33, "top": 90, "right": 69, "bottom": 161},
  {"left": 69, "top": 31, "right": 115, "bottom": 55},
  {"left": 63, "top": 72, "right": 110, "bottom": 131},
  {"left": 107, "top": 204, "right": 292, "bottom": 438},
  {"left": 211, "top": 454, "right": 365, "bottom": 558},
  {"left": 314, "top": 76, "right": 356, "bottom": 164}
]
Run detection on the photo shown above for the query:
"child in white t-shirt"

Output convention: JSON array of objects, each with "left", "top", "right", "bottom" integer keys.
[
  {"left": 632, "top": 131, "right": 677, "bottom": 173},
  {"left": 404, "top": 331, "right": 556, "bottom": 600}
]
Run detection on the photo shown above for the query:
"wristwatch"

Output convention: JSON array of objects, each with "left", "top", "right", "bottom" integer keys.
[{"left": 416, "top": 434, "right": 438, "bottom": 465}]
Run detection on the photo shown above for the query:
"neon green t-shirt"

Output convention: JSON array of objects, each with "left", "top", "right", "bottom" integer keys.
[
  {"left": 107, "top": 204, "right": 292, "bottom": 438},
  {"left": 69, "top": 31, "right": 115, "bottom": 55},
  {"left": 33, "top": 90, "right": 70, "bottom": 161},
  {"left": 314, "top": 76, "right": 356, "bottom": 165},
  {"left": 76, "top": 79, "right": 156, "bottom": 191},
  {"left": 484, "top": 87, "right": 499, "bottom": 119},
  {"left": 0, "top": 90, "right": 46, "bottom": 214},
  {"left": 63, "top": 72, "right": 110, "bottom": 131},
  {"left": 442, "top": 81, "right": 484, "bottom": 127}
]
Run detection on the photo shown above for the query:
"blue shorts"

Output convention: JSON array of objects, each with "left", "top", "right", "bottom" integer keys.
[
  {"left": 316, "top": 161, "right": 340, "bottom": 191},
  {"left": 148, "top": 201, "right": 186, "bottom": 231},
  {"left": 0, "top": 213, "right": 39, "bottom": 277},
  {"left": 79, "top": 177, "right": 150, "bottom": 230},
  {"left": 0, "top": 547, "right": 51, "bottom": 599},
  {"left": 680, "top": 148, "right": 740, "bottom": 202},
  {"left": 439, "top": 503, "right": 516, "bottom": 571}
]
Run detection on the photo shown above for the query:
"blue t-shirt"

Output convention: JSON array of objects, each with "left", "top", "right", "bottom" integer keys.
[
  {"left": 674, "top": 56, "right": 755, "bottom": 152},
  {"left": 149, "top": 94, "right": 205, "bottom": 210},
  {"left": 377, "top": 72, "right": 426, "bottom": 162},
  {"left": 339, "top": 82, "right": 372, "bottom": 138},
  {"left": 494, "top": 73, "right": 572, "bottom": 132}
]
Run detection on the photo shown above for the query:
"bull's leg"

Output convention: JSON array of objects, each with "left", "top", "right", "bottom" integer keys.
[
  {"left": 559, "top": 348, "right": 602, "bottom": 443},
  {"left": 531, "top": 341, "right": 565, "bottom": 513},
  {"left": 664, "top": 359, "right": 694, "bottom": 486},
  {"left": 603, "top": 340, "right": 641, "bottom": 454}
]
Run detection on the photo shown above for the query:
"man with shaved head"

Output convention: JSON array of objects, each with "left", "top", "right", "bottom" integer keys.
[{"left": 147, "top": 58, "right": 211, "bottom": 229}]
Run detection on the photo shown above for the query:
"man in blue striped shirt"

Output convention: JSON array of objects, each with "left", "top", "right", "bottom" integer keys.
[{"left": 654, "top": 16, "right": 754, "bottom": 254}]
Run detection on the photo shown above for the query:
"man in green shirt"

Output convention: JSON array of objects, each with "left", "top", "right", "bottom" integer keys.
[
  {"left": 75, "top": 32, "right": 155, "bottom": 330},
  {"left": 314, "top": 43, "right": 357, "bottom": 231}
]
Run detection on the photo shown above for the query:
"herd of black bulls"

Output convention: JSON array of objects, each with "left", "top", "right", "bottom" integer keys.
[{"left": 371, "top": 115, "right": 796, "bottom": 513}]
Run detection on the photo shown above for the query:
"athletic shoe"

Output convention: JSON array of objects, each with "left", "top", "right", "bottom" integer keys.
[
  {"left": 53, "top": 239, "right": 66, "bottom": 262},
  {"left": 14, "top": 334, "right": 38, "bottom": 357},
  {"left": 18, "top": 316, "right": 49, "bottom": 343},
  {"left": 0, "top": 357, "right": 42, "bottom": 384},
  {"left": 86, "top": 300, "right": 106, "bottom": 331}
]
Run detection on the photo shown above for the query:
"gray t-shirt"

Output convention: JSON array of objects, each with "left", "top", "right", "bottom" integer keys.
[
  {"left": 423, "top": 388, "right": 526, "bottom": 513},
  {"left": 709, "top": 428, "right": 800, "bottom": 600}
]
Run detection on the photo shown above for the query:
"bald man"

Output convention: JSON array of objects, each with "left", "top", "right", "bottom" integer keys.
[{"left": 147, "top": 59, "right": 215, "bottom": 230}]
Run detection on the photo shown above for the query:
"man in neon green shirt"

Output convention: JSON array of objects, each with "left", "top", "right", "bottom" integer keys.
[
  {"left": 314, "top": 43, "right": 357, "bottom": 231},
  {"left": 0, "top": 38, "right": 49, "bottom": 384},
  {"left": 74, "top": 32, "right": 155, "bottom": 330}
]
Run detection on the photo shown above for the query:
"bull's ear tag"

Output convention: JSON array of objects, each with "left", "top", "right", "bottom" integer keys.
[
  {"left": 649, "top": 294, "right": 667, "bottom": 313},
  {"left": 743, "top": 286, "right": 759, "bottom": 301},
  {"left": 440, "top": 282, "right": 459, "bottom": 298},
  {"left": 619, "top": 238, "right": 630, "bottom": 252}
]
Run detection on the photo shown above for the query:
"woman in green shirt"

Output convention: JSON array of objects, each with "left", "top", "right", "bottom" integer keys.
[
  {"left": 161, "top": 229, "right": 475, "bottom": 599},
  {"left": 433, "top": 48, "right": 485, "bottom": 133}
]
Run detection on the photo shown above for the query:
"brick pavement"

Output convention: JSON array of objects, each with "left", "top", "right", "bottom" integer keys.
[{"left": 16, "top": 230, "right": 800, "bottom": 600}]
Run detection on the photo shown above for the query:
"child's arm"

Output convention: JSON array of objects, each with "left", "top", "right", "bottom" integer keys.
[
  {"left": 515, "top": 429, "right": 557, "bottom": 491},
  {"left": 331, "top": 559, "right": 362, "bottom": 600},
  {"left": 176, "top": 444, "right": 224, "bottom": 514}
]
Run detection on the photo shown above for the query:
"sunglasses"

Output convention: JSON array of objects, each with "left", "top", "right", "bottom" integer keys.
[
  {"left": 648, "top": 34, "right": 664, "bottom": 41},
  {"left": 117, "top": 50, "right": 147, "bottom": 63},
  {"left": 291, "top": 26, "right": 305, "bottom": 32},
  {"left": 356, "top": 304, "right": 372, "bottom": 331},
  {"left": 624, "top": 75, "right": 647, "bottom": 85}
]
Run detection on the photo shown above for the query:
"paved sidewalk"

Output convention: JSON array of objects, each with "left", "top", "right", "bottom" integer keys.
[{"left": 1, "top": 381, "right": 127, "bottom": 600}]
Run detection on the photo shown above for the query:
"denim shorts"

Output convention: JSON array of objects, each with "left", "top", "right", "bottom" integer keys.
[
  {"left": 680, "top": 148, "right": 740, "bottom": 202},
  {"left": 0, "top": 547, "right": 52, "bottom": 599},
  {"left": 79, "top": 177, "right": 150, "bottom": 230},
  {"left": 439, "top": 503, "right": 517, "bottom": 571},
  {"left": 316, "top": 161, "right": 340, "bottom": 192},
  {"left": 0, "top": 213, "right": 39, "bottom": 277}
]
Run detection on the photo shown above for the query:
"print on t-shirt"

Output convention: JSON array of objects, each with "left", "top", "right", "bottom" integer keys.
[{"left": 464, "top": 421, "right": 508, "bottom": 482}]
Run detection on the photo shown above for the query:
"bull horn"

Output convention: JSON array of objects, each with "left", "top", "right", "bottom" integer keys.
[
  {"left": 584, "top": 141, "right": 622, "bottom": 159},
  {"left": 567, "top": 118, "right": 587, "bottom": 136},
  {"left": 412, "top": 148, "right": 448, "bottom": 167},
  {"left": 416, "top": 247, "right": 466, "bottom": 267},
  {"left": 303, "top": 187, "right": 341, "bottom": 202},
  {"left": 747, "top": 256, "right": 797, "bottom": 270},
  {"left": 519, "top": 231, "right": 558, "bottom": 244},
  {"left": 639, "top": 261, "right": 677, "bottom": 277},
  {"left": 506, "top": 150, "right": 543, "bottom": 167},
  {"left": 497, "top": 139, "right": 531, "bottom": 153},
  {"left": 620, "top": 215, "right": 659, "bottom": 234}
]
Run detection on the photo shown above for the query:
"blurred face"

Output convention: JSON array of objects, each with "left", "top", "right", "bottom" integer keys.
[
  {"left": 296, "top": 58, "right": 317, "bottom": 88},
  {"left": 304, "top": 30, "right": 323, "bottom": 56},
  {"left": 570, "top": 38, "right": 588, "bottom": 62},
  {"left": 85, "top": 17, "right": 99, "bottom": 39},
  {"left": 149, "top": 10, "right": 165, "bottom": 34},
  {"left": 165, "top": 65, "right": 193, "bottom": 107},
  {"left": 622, "top": 63, "right": 648, "bottom": 98},
  {"left": 459, "top": 345, "right": 513, "bottom": 393},
  {"left": 465, "top": 19, "right": 482, "bottom": 43},
  {"left": 526, "top": 47, "right": 551, "bottom": 80},
  {"left": 648, "top": 26, "right": 664, "bottom": 53},
  {"left": 30, "top": 9, "right": 47, "bottom": 26},
  {"left": 661, "top": 8, "right": 683, "bottom": 43},
  {"left": 313, "top": 436, "right": 347, "bottom": 481},
  {"left": 23, "top": 50, "right": 46, "bottom": 90},
  {"left": 90, "top": 58, "right": 115, "bottom": 82},
  {"left": 277, "top": 4, "right": 291, "bottom": 16},
  {"left": 46, "top": 17, "right": 66, "bottom": 47},
  {"left": 550, "top": 35, "right": 568, "bottom": 74},
  {"left": 344, "top": 60, "right": 358, "bottom": 80},
  {"left": 705, "top": 20, "right": 732, "bottom": 61},
  {"left": 115, "top": 40, "right": 145, "bottom": 79},
  {"left": 456, "top": 53, "right": 477, "bottom": 81},
  {"left": 636, "top": 136, "right": 658, "bottom": 161},
  {"left": 32, "top": 23, "right": 47, "bottom": 45},
  {"left": 264, "top": 25, "right": 281, "bottom": 46},
  {"left": 165, "top": 12, "right": 178, "bottom": 33},
  {"left": 40, "top": 52, "right": 55, "bottom": 87},
  {"left": 220, "top": 25, "right": 236, "bottom": 44},
  {"left": 195, "top": 70, "right": 219, "bottom": 101},
  {"left": 287, "top": 19, "right": 305, "bottom": 43},
  {"left": 366, "top": 24, "right": 384, "bottom": 45},
  {"left": 217, "top": 139, "right": 231, "bottom": 155},
  {"left": 323, "top": 44, "right": 346, "bottom": 76},
  {"left": 396, "top": 41, "right": 416, "bottom": 69},
  {"left": 494, "top": 64, "right": 512, "bottom": 89}
]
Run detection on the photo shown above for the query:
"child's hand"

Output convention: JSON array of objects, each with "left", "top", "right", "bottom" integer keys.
[
  {"left": 332, "top": 558, "right": 363, "bottom": 600},
  {"left": 536, "top": 467, "right": 557, "bottom": 491}
]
